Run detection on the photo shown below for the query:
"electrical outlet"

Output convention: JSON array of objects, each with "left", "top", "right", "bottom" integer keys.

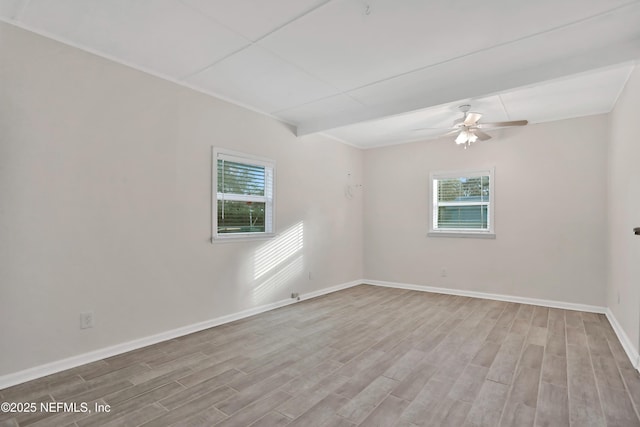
[
  {"left": 80, "top": 312, "right": 94, "bottom": 329},
  {"left": 441, "top": 268, "right": 447, "bottom": 277},
  {"left": 291, "top": 292, "right": 299, "bottom": 300}
]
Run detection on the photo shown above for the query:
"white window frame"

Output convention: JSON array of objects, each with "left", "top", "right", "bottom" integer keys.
[
  {"left": 428, "top": 168, "right": 495, "bottom": 239},
  {"left": 212, "top": 147, "right": 276, "bottom": 242}
]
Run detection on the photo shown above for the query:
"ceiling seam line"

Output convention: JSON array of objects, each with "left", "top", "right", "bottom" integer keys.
[
  {"left": 251, "top": 0, "right": 335, "bottom": 44},
  {"left": 253, "top": 44, "right": 347, "bottom": 101},
  {"left": 270, "top": 89, "right": 355, "bottom": 115},
  {"left": 176, "top": 0, "right": 257, "bottom": 80},
  {"left": 177, "top": 0, "right": 335, "bottom": 83},
  {"left": 342, "top": 1, "right": 640, "bottom": 96},
  {"left": 176, "top": 0, "right": 253, "bottom": 81},
  {"left": 177, "top": 0, "right": 254, "bottom": 42},
  {"left": 178, "top": 0, "right": 334, "bottom": 44},
  {"left": 181, "top": 39, "right": 353, "bottom": 112},
  {"left": 179, "top": 43, "right": 254, "bottom": 80}
]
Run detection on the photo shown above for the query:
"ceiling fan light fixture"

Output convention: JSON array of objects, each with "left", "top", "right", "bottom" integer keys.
[
  {"left": 455, "top": 130, "right": 468, "bottom": 144},
  {"left": 413, "top": 104, "right": 528, "bottom": 147}
]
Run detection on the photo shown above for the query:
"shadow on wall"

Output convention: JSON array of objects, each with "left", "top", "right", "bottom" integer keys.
[{"left": 252, "top": 221, "right": 304, "bottom": 304}]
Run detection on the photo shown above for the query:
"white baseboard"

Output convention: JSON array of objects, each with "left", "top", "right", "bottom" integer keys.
[
  {"left": 605, "top": 308, "right": 640, "bottom": 370},
  {"left": 300, "top": 280, "right": 360, "bottom": 301},
  {"left": 4, "top": 279, "right": 637, "bottom": 389},
  {"left": 365, "top": 279, "right": 607, "bottom": 313},
  {"left": 0, "top": 279, "right": 362, "bottom": 390}
]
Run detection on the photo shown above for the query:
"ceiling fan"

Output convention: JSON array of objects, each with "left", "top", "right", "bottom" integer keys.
[{"left": 439, "top": 105, "right": 528, "bottom": 148}]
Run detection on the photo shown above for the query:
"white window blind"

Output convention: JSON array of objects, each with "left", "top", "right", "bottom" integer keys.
[
  {"left": 430, "top": 169, "right": 494, "bottom": 237},
  {"left": 213, "top": 149, "right": 275, "bottom": 240}
]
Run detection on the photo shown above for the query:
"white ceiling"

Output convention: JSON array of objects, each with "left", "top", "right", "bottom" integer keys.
[{"left": 1, "top": 0, "right": 639, "bottom": 148}]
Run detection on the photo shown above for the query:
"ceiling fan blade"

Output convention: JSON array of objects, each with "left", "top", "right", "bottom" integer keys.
[
  {"left": 477, "top": 120, "right": 528, "bottom": 128},
  {"left": 464, "top": 112, "right": 482, "bottom": 125},
  {"left": 455, "top": 130, "right": 468, "bottom": 144},
  {"left": 442, "top": 129, "right": 460, "bottom": 136},
  {"left": 473, "top": 129, "right": 492, "bottom": 141}
]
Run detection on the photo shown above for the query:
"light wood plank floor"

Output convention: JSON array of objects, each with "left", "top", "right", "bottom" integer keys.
[{"left": 2, "top": 285, "right": 640, "bottom": 426}]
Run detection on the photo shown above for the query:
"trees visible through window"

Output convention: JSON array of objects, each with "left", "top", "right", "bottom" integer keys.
[
  {"left": 213, "top": 149, "right": 275, "bottom": 240},
  {"left": 430, "top": 169, "right": 494, "bottom": 237}
]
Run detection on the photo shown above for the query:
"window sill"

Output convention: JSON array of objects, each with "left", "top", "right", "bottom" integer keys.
[
  {"left": 212, "top": 233, "right": 277, "bottom": 243},
  {"left": 428, "top": 231, "right": 496, "bottom": 239}
]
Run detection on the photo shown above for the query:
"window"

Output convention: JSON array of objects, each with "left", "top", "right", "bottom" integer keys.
[
  {"left": 213, "top": 148, "right": 275, "bottom": 240},
  {"left": 429, "top": 169, "right": 495, "bottom": 238}
]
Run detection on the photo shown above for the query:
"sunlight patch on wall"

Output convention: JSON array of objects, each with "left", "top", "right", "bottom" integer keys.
[
  {"left": 254, "top": 221, "right": 303, "bottom": 279},
  {"left": 252, "top": 255, "right": 304, "bottom": 304},
  {"left": 251, "top": 221, "right": 305, "bottom": 304}
]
